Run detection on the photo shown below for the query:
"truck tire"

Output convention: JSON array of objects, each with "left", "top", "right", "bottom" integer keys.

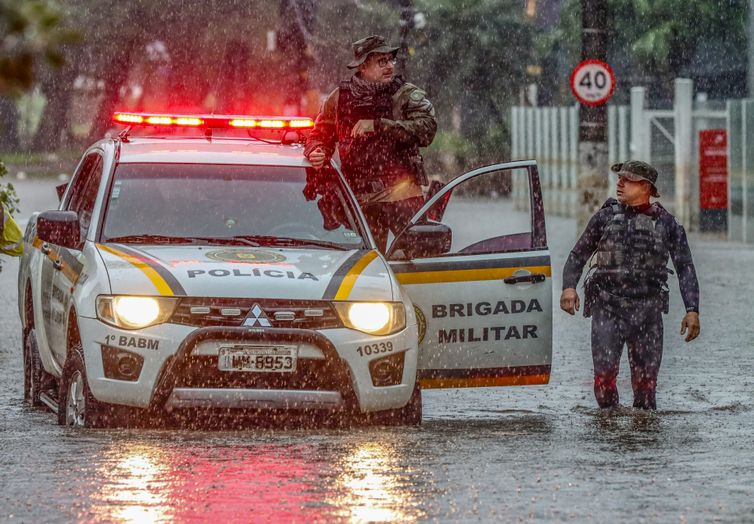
[
  {"left": 57, "top": 343, "right": 105, "bottom": 428},
  {"left": 23, "top": 329, "right": 47, "bottom": 408}
]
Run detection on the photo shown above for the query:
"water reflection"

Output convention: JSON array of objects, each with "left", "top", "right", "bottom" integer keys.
[
  {"left": 95, "top": 447, "right": 170, "bottom": 523},
  {"left": 87, "top": 434, "right": 425, "bottom": 523},
  {"left": 89, "top": 440, "right": 330, "bottom": 522},
  {"left": 331, "top": 440, "right": 422, "bottom": 523}
]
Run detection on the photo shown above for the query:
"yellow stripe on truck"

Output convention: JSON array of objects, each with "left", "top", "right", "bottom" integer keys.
[
  {"left": 396, "top": 265, "right": 552, "bottom": 285},
  {"left": 334, "top": 250, "right": 379, "bottom": 300},
  {"left": 97, "top": 243, "right": 174, "bottom": 296}
]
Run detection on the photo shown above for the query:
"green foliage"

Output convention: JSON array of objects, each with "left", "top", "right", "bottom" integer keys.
[
  {"left": 7, "top": 0, "right": 535, "bottom": 168},
  {"left": 303, "top": 0, "right": 533, "bottom": 168},
  {"left": 0, "top": 160, "right": 20, "bottom": 217},
  {"left": 549, "top": 0, "right": 748, "bottom": 99},
  {"left": 0, "top": 0, "right": 78, "bottom": 97},
  {"left": 409, "top": 0, "right": 533, "bottom": 166}
]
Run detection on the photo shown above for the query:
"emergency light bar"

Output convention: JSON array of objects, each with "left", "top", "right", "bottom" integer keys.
[{"left": 113, "top": 112, "right": 314, "bottom": 130}]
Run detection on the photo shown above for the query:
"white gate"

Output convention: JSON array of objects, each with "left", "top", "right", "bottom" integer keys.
[{"left": 511, "top": 78, "right": 730, "bottom": 233}]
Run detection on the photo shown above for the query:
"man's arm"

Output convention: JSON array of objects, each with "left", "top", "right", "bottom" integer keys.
[
  {"left": 667, "top": 219, "right": 699, "bottom": 313},
  {"left": 563, "top": 210, "right": 607, "bottom": 289},
  {"left": 304, "top": 88, "right": 339, "bottom": 162},
  {"left": 375, "top": 84, "right": 437, "bottom": 147},
  {"left": 560, "top": 210, "right": 607, "bottom": 315},
  {"left": 667, "top": 216, "right": 701, "bottom": 341}
]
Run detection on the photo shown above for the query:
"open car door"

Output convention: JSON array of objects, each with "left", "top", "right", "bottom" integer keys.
[{"left": 387, "top": 161, "right": 552, "bottom": 388}]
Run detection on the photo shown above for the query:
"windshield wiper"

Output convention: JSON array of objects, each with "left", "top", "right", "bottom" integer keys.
[
  {"left": 105, "top": 234, "right": 352, "bottom": 250},
  {"left": 231, "top": 235, "right": 351, "bottom": 251},
  {"left": 104, "top": 234, "right": 258, "bottom": 246}
]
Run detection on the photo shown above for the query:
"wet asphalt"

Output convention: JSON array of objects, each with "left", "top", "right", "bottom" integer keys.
[{"left": 1, "top": 178, "right": 753, "bottom": 522}]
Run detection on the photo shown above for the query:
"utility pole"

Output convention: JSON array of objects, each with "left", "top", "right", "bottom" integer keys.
[
  {"left": 749, "top": 0, "right": 754, "bottom": 96},
  {"left": 398, "top": 0, "right": 414, "bottom": 76},
  {"left": 577, "top": 0, "right": 609, "bottom": 230}
]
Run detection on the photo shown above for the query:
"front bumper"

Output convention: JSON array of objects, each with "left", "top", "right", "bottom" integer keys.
[
  {"left": 165, "top": 388, "right": 344, "bottom": 410},
  {"left": 78, "top": 318, "right": 418, "bottom": 413}
]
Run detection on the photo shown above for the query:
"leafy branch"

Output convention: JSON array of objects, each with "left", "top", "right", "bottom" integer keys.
[{"left": 0, "top": 160, "right": 20, "bottom": 217}]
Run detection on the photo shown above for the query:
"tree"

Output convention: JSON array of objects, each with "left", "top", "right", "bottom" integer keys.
[
  {"left": 0, "top": 0, "right": 73, "bottom": 237},
  {"left": 0, "top": 0, "right": 75, "bottom": 150},
  {"left": 412, "top": 0, "right": 536, "bottom": 165},
  {"left": 544, "top": 0, "right": 748, "bottom": 102}
]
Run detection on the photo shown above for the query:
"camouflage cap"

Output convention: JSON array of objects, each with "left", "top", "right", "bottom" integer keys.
[
  {"left": 611, "top": 160, "right": 661, "bottom": 197},
  {"left": 347, "top": 35, "right": 399, "bottom": 69}
]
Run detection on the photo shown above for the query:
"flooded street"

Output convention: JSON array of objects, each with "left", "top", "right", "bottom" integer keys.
[{"left": 1, "top": 180, "right": 753, "bottom": 522}]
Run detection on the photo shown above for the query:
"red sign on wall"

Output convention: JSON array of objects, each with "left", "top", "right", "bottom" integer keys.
[{"left": 699, "top": 129, "right": 728, "bottom": 210}]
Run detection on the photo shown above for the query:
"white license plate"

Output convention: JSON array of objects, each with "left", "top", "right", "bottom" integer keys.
[{"left": 217, "top": 345, "right": 298, "bottom": 373}]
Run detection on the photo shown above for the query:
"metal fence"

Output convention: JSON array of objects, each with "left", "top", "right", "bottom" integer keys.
[
  {"left": 727, "top": 99, "right": 754, "bottom": 243},
  {"left": 510, "top": 78, "right": 752, "bottom": 243},
  {"left": 510, "top": 104, "right": 629, "bottom": 218}
]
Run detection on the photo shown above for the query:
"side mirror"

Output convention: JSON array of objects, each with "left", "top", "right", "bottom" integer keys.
[
  {"left": 37, "top": 211, "right": 80, "bottom": 249},
  {"left": 56, "top": 182, "right": 68, "bottom": 202},
  {"left": 391, "top": 221, "right": 452, "bottom": 259}
]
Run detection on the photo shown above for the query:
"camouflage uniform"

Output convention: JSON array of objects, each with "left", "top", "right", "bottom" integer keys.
[{"left": 304, "top": 36, "right": 437, "bottom": 251}]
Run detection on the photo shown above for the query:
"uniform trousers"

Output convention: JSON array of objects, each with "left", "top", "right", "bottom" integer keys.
[
  {"left": 361, "top": 196, "right": 424, "bottom": 253},
  {"left": 590, "top": 300, "right": 664, "bottom": 410}
]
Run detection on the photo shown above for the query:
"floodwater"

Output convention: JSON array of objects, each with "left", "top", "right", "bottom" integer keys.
[{"left": 1, "top": 179, "right": 753, "bottom": 522}]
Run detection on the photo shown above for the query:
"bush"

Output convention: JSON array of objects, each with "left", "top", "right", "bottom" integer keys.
[{"left": 0, "top": 160, "right": 20, "bottom": 216}]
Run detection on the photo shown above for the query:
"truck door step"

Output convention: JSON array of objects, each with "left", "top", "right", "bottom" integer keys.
[{"left": 39, "top": 390, "right": 59, "bottom": 414}]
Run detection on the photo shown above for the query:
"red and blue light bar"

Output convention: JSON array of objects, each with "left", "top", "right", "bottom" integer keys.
[{"left": 113, "top": 112, "right": 314, "bottom": 129}]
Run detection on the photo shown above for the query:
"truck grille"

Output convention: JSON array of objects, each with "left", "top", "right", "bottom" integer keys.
[{"left": 170, "top": 298, "right": 341, "bottom": 329}]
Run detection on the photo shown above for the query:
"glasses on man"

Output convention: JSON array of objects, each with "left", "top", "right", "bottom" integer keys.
[{"left": 375, "top": 56, "right": 397, "bottom": 68}]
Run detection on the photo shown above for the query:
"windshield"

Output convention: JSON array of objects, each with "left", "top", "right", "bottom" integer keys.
[{"left": 101, "top": 164, "right": 365, "bottom": 249}]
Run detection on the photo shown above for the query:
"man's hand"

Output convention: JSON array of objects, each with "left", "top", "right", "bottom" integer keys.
[
  {"left": 351, "top": 119, "right": 375, "bottom": 138},
  {"left": 560, "top": 288, "right": 580, "bottom": 315},
  {"left": 307, "top": 147, "right": 326, "bottom": 169},
  {"left": 680, "top": 311, "right": 700, "bottom": 342}
]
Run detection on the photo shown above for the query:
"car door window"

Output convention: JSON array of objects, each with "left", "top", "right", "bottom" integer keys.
[
  {"left": 66, "top": 154, "right": 103, "bottom": 239},
  {"left": 392, "top": 165, "right": 544, "bottom": 259}
]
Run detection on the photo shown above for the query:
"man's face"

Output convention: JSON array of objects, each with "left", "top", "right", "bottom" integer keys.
[
  {"left": 358, "top": 52, "right": 396, "bottom": 83},
  {"left": 616, "top": 175, "right": 651, "bottom": 205}
]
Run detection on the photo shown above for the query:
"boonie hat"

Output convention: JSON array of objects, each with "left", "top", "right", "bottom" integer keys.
[
  {"left": 610, "top": 160, "right": 661, "bottom": 197},
  {"left": 347, "top": 35, "right": 399, "bottom": 69}
]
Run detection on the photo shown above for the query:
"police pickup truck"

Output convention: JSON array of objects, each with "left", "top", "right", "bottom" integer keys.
[{"left": 18, "top": 112, "right": 552, "bottom": 427}]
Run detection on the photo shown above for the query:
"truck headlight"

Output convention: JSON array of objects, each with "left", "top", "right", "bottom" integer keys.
[
  {"left": 333, "top": 302, "right": 406, "bottom": 336},
  {"left": 96, "top": 295, "right": 178, "bottom": 329}
]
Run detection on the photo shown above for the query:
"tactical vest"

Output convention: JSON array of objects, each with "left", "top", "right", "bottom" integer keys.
[
  {"left": 589, "top": 201, "right": 670, "bottom": 297},
  {"left": 336, "top": 77, "right": 418, "bottom": 194}
]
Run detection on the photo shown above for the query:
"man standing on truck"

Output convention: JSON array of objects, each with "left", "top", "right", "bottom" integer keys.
[{"left": 304, "top": 35, "right": 437, "bottom": 252}]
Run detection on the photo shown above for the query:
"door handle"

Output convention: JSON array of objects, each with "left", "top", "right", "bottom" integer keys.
[
  {"left": 41, "top": 243, "right": 51, "bottom": 255},
  {"left": 53, "top": 259, "right": 63, "bottom": 271},
  {"left": 503, "top": 273, "right": 546, "bottom": 284}
]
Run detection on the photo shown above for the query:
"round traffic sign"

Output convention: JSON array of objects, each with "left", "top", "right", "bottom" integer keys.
[{"left": 570, "top": 59, "right": 616, "bottom": 106}]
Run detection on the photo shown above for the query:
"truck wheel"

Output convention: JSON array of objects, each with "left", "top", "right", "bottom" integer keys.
[
  {"left": 57, "top": 343, "right": 104, "bottom": 428},
  {"left": 23, "top": 329, "right": 47, "bottom": 408},
  {"left": 57, "top": 343, "right": 144, "bottom": 428}
]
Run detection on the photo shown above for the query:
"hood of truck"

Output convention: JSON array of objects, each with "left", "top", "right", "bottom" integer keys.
[{"left": 96, "top": 243, "right": 395, "bottom": 302}]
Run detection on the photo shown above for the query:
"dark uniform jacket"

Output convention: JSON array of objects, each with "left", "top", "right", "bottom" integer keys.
[
  {"left": 304, "top": 75, "right": 436, "bottom": 205},
  {"left": 563, "top": 199, "right": 699, "bottom": 314}
]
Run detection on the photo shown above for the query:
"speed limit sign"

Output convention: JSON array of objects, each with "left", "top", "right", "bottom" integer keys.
[{"left": 570, "top": 59, "right": 616, "bottom": 106}]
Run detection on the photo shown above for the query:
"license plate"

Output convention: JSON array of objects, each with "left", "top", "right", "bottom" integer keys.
[{"left": 217, "top": 345, "right": 298, "bottom": 373}]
